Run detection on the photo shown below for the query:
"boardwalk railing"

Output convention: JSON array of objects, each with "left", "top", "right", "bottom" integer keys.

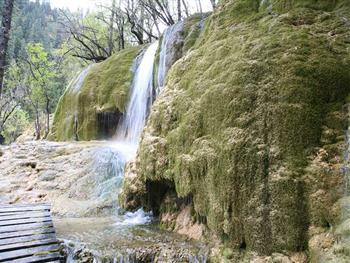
[{"left": 0, "top": 203, "right": 63, "bottom": 263}]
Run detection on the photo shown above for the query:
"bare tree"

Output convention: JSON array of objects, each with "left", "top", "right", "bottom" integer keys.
[
  {"left": 177, "top": 0, "right": 181, "bottom": 21},
  {"left": 115, "top": 8, "right": 126, "bottom": 50},
  {"left": 196, "top": 0, "right": 203, "bottom": 14},
  {"left": 210, "top": 0, "right": 217, "bottom": 9},
  {"left": 0, "top": 0, "right": 15, "bottom": 97},
  {"left": 59, "top": 10, "right": 111, "bottom": 62},
  {"left": 108, "top": 0, "right": 117, "bottom": 54},
  {"left": 181, "top": 0, "right": 189, "bottom": 17},
  {"left": 97, "top": 1, "right": 127, "bottom": 50},
  {"left": 139, "top": 0, "right": 175, "bottom": 26},
  {"left": 125, "top": 0, "right": 159, "bottom": 44}
]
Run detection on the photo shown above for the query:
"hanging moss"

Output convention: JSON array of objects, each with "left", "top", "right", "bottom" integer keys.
[
  {"left": 52, "top": 47, "right": 141, "bottom": 141},
  {"left": 121, "top": 0, "right": 350, "bottom": 258}
]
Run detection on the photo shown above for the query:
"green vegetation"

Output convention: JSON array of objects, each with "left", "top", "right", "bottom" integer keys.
[
  {"left": 52, "top": 46, "right": 141, "bottom": 141},
  {"left": 121, "top": 0, "right": 350, "bottom": 258},
  {"left": 0, "top": 0, "right": 77, "bottom": 143}
]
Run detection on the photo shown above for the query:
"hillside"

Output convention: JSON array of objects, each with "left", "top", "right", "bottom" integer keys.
[{"left": 120, "top": 0, "right": 350, "bottom": 261}]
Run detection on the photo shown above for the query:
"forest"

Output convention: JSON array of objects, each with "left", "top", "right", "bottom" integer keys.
[
  {"left": 0, "top": 0, "right": 350, "bottom": 262},
  {"left": 0, "top": 0, "right": 214, "bottom": 144}
]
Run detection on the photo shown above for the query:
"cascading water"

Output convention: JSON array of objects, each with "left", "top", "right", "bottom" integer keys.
[
  {"left": 69, "top": 64, "right": 95, "bottom": 93},
  {"left": 111, "top": 42, "right": 159, "bottom": 223},
  {"left": 157, "top": 21, "right": 184, "bottom": 91},
  {"left": 61, "top": 39, "right": 208, "bottom": 263},
  {"left": 116, "top": 42, "right": 159, "bottom": 147}
]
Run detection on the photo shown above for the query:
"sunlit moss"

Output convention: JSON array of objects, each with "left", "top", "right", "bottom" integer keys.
[{"left": 52, "top": 47, "right": 141, "bottom": 141}]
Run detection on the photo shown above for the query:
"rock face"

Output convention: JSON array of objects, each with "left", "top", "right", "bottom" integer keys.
[
  {"left": 121, "top": 0, "right": 350, "bottom": 261},
  {"left": 0, "top": 141, "right": 123, "bottom": 217},
  {"left": 52, "top": 47, "right": 140, "bottom": 141}
]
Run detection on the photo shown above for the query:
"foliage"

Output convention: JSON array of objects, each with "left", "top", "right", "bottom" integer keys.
[
  {"left": 0, "top": 0, "right": 76, "bottom": 143},
  {"left": 2, "top": 107, "right": 29, "bottom": 144},
  {"left": 7, "top": 0, "right": 65, "bottom": 62},
  {"left": 0, "top": 62, "right": 24, "bottom": 140}
]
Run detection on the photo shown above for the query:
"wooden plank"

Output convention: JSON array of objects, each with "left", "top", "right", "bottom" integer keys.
[
  {"left": 0, "top": 211, "right": 51, "bottom": 217},
  {"left": 7, "top": 252, "right": 62, "bottom": 263},
  {"left": 0, "top": 233, "right": 57, "bottom": 246},
  {"left": 0, "top": 238, "right": 58, "bottom": 252},
  {"left": 0, "top": 212, "right": 51, "bottom": 221},
  {"left": 0, "top": 205, "right": 50, "bottom": 213},
  {"left": 0, "top": 221, "right": 53, "bottom": 233},
  {"left": 0, "top": 227, "right": 55, "bottom": 239},
  {"left": 0, "top": 244, "right": 60, "bottom": 261},
  {"left": 0, "top": 203, "right": 50, "bottom": 209},
  {"left": 0, "top": 203, "right": 61, "bottom": 262},
  {"left": 0, "top": 217, "right": 51, "bottom": 226}
]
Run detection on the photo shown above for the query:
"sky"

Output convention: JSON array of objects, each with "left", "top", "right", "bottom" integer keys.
[
  {"left": 49, "top": 0, "right": 101, "bottom": 11},
  {"left": 48, "top": 0, "right": 213, "bottom": 12}
]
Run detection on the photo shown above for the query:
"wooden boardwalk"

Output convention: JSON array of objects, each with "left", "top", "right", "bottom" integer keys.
[{"left": 0, "top": 203, "right": 63, "bottom": 263}]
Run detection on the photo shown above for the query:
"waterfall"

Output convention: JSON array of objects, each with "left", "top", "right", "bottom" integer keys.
[
  {"left": 116, "top": 42, "right": 159, "bottom": 148},
  {"left": 107, "top": 42, "right": 159, "bottom": 221},
  {"left": 157, "top": 21, "right": 184, "bottom": 91},
  {"left": 69, "top": 64, "right": 94, "bottom": 94}
]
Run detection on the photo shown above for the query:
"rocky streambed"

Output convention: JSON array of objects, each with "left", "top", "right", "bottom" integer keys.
[{"left": 0, "top": 140, "right": 209, "bottom": 262}]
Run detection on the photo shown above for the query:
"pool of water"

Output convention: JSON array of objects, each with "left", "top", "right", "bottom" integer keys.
[{"left": 54, "top": 216, "right": 209, "bottom": 262}]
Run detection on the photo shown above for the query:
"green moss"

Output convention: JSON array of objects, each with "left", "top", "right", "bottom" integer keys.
[
  {"left": 128, "top": 0, "right": 350, "bottom": 256},
  {"left": 52, "top": 47, "right": 141, "bottom": 141},
  {"left": 182, "top": 13, "right": 210, "bottom": 53}
]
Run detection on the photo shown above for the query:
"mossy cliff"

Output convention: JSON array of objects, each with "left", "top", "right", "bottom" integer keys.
[
  {"left": 52, "top": 47, "right": 140, "bottom": 141},
  {"left": 121, "top": 0, "right": 350, "bottom": 261}
]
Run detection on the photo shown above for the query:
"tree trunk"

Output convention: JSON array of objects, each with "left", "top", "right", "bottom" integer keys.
[
  {"left": 210, "top": 0, "right": 217, "bottom": 9},
  {"left": 44, "top": 98, "right": 50, "bottom": 139},
  {"left": 181, "top": 0, "right": 189, "bottom": 17},
  {"left": 108, "top": 0, "right": 116, "bottom": 55},
  {"left": 177, "top": 0, "right": 182, "bottom": 21},
  {"left": 0, "top": 0, "right": 15, "bottom": 97},
  {"left": 34, "top": 109, "right": 41, "bottom": 140},
  {"left": 197, "top": 0, "right": 203, "bottom": 14}
]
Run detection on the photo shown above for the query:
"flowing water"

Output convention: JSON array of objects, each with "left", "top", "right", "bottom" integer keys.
[
  {"left": 57, "top": 39, "right": 208, "bottom": 262},
  {"left": 116, "top": 41, "right": 159, "bottom": 148},
  {"left": 69, "top": 64, "right": 95, "bottom": 94},
  {"left": 50, "top": 20, "right": 208, "bottom": 262},
  {"left": 157, "top": 21, "right": 184, "bottom": 92}
]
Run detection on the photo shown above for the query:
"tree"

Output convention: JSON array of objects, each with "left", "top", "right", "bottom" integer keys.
[
  {"left": 59, "top": 11, "right": 115, "bottom": 62},
  {"left": 25, "top": 43, "right": 57, "bottom": 139},
  {"left": 0, "top": 0, "right": 15, "bottom": 97},
  {"left": 96, "top": 1, "right": 127, "bottom": 51},
  {"left": 0, "top": 63, "right": 24, "bottom": 143},
  {"left": 125, "top": 0, "right": 159, "bottom": 45},
  {"left": 138, "top": 0, "right": 175, "bottom": 26},
  {"left": 210, "top": 0, "right": 218, "bottom": 9}
]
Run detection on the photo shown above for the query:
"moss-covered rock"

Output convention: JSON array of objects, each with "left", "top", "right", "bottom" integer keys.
[
  {"left": 52, "top": 47, "right": 141, "bottom": 141},
  {"left": 121, "top": 0, "right": 350, "bottom": 259}
]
